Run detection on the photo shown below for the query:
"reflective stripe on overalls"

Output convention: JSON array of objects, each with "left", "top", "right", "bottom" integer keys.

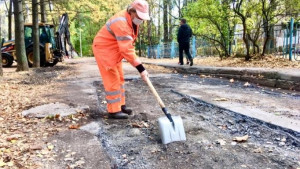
[
  {"left": 105, "top": 84, "right": 125, "bottom": 104},
  {"left": 106, "top": 17, "right": 133, "bottom": 41}
]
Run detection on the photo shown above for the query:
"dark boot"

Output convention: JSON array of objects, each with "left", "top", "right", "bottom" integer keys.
[
  {"left": 108, "top": 112, "right": 129, "bottom": 119},
  {"left": 121, "top": 105, "right": 133, "bottom": 115},
  {"left": 190, "top": 59, "right": 193, "bottom": 66}
]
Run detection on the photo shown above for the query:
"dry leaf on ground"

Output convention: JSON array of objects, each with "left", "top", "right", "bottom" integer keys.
[
  {"left": 69, "top": 124, "right": 80, "bottom": 129},
  {"left": 233, "top": 135, "right": 249, "bottom": 142},
  {"left": 216, "top": 139, "right": 226, "bottom": 146},
  {"left": 214, "top": 98, "right": 229, "bottom": 101},
  {"left": 253, "top": 148, "right": 263, "bottom": 153},
  {"left": 142, "top": 121, "right": 149, "bottom": 128},
  {"left": 244, "top": 82, "right": 250, "bottom": 87},
  {"left": 131, "top": 122, "right": 143, "bottom": 128}
]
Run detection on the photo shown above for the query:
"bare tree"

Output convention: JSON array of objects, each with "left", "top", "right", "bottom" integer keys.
[
  {"left": 32, "top": 0, "right": 40, "bottom": 67},
  {"left": 13, "top": 0, "right": 29, "bottom": 71},
  {"left": 261, "top": 0, "right": 280, "bottom": 56},
  {"left": 168, "top": 1, "right": 173, "bottom": 40},
  {"left": 147, "top": 1, "right": 153, "bottom": 47},
  {"left": 158, "top": 0, "right": 161, "bottom": 40},
  {"left": 0, "top": 16, "right": 3, "bottom": 77},
  {"left": 8, "top": 0, "right": 13, "bottom": 40},
  {"left": 40, "top": 0, "right": 47, "bottom": 23},
  {"left": 163, "top": 0, "right": 168, "bottom": 42},
  {"left": 233, "top": 0, "right": 251, "bottom": 61}
]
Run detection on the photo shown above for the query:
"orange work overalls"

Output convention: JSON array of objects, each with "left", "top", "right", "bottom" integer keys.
[{"left": 93, "top": 10, "right": 141, "bottom": 113}]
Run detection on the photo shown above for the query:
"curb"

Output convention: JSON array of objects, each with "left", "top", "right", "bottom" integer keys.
[{"left": 144, "top": 62, "right": 300, "bottom": 91}]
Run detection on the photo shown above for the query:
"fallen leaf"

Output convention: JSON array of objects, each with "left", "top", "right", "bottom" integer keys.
[
  {"left": 65, "top": 153, "right": 71, "bottom": 158},
  {"left": 230, "top": 79, "right": 235, "bottom": 83},
  {"left": 54, "top": 114, "right": 60, "bottom": 119},
  {"left": 253, "top": 148, "right": 262, "bottom": 153},
  {"left": 10, "top": 140, "right": 17, "bottom": 144},
  {"left": 151, "top": 149, "right": 157, "bottom": 153},
  {"left": 7, "top": 161, "right": 13, "bottom": 167},
  {"left": 46, "top": 115, "right": 55, "bottom": 120},
  {"left": 0, "top": 160, "right": 6, "bottom": 167},
  {"left": 41, "top": 149, "right": 49, "bottom": 155},
  {"left": 142, "top": 122, "right": 149, "bottom": 128},
  {"left": 37, "top": 154, "right": 43, "bottom": 158},
  {"left": 75, "top": 160, "right": 85, "bottom": 166},
  {"left": 233, "top": 135, "right": 249, "bottom": 142},
  {"left": 244, "top": 82, "right": 250, "bottom": 87},
  {"left": 64, "top": 157, "right": 74, "bottom": 162},
  {"left": 6, "top": 134, "right": 22, "bottom": 141},
  {"left": 69, "top": 124, "right": 80, "bottom": 129},
  {"left": 216, "top": 139, "right": 226, "bottom": 146},
  {"left": 47, "top": 144, "right": 54, "bottom": 150},
  {"left": 213, "top": 98, "right": 228, "bottom": 101},
  {"left": 131, "top": 123, "right": 143, "bottom": 128}
]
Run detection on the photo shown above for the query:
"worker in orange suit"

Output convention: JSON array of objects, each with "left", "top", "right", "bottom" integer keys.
[{"left": 93, "top": 0, "right": 150, "bottom": 119}]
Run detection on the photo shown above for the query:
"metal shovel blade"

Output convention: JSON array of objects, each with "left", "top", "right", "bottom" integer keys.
[{"left": 158, "top": 115, "right": 186, "bottom": 144}]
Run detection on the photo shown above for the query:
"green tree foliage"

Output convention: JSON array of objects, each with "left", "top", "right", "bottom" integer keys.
[
  {"left": 184, "top": 0, "right": 235, "bottom": 59},
  {"left": 50, "top": 0, "right": 132, "bottom": 56},
  {"left": 185, "top": 0, "right": 300, "bottom": 60}
]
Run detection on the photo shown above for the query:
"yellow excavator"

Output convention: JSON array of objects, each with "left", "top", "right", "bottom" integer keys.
[{"left": 1, "top": 13, "right": 73, "bottom": 67}]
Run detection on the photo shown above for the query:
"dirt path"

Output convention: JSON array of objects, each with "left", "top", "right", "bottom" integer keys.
[
  {"left": 93, "top": 68, "right": 299, "bottom": 169},
  {"left": 48, "top": 58, "right": 300, "bottom": 168}
]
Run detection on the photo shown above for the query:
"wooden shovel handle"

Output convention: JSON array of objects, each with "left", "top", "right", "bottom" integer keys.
[{"left": 145, "top": 76, "right": 166, "bottom": 108}]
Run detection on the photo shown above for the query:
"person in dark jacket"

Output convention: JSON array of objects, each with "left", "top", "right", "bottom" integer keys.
[{"left": 177, "top": 18, "right": 193, "bottom": 66}]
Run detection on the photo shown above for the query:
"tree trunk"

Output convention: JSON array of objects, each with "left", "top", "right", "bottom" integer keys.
[
  {"left": 13, "top": 0, "right": 29, "bottom": 71},
  {"left": 32, "top": 0, "right": 40, "bottom": 67},
  {"left": 262, "top": 25, "right": 273, "bottom": 56},
  {"left": 178, "top": 0, "right": 181, "bottom": 18},
  {"left": 40, "top": 0, "right": 47, "bottom": 23},
  {"left": 0, "top": 50, "right": 2, "bottom": 76},
  {"left": 8, "top": 0, "right": 13, "bottom": 40},
  {"left": 158, "top": 0, "right": 161, "bottom": 41},
  {"left": 168, "top": 1, "right": 172, "bottom": 41},
  {"left": 147, "top": 5, "right": 152, "bottom": 47},
  {"left": 0, "top": 16, "right": 3, "bottom": 77},
  {"left": 23, "top": 1, "right": 29, "bottom": 23},
  {"left": 262, "top": 34, "right": 270, "bottom": 56},
  {"left": 163, "top": 0, "right": 168, "bottom": 42},
  {"left": 242, "top": 21, "right": 251, "bottom": 61}
]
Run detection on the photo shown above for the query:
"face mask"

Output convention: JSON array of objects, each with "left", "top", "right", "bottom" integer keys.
[{"left": 133, "top": 17, "right": 143, "bottom": 25}]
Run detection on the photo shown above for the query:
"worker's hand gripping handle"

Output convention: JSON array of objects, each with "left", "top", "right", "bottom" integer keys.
[{"left": 144, "top": 76, "right": 175, "bottom": 127}]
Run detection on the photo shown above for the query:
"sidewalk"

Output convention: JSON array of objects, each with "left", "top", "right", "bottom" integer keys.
[{"left": 143, "top": 60, "right": 300, "bottom": 91}]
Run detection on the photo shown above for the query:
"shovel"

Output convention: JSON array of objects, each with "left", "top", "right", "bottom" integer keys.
[{"left": 144, "top": 76, "right": 186, "bottom": 144}]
